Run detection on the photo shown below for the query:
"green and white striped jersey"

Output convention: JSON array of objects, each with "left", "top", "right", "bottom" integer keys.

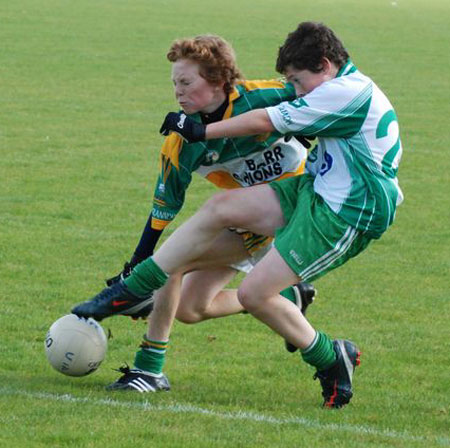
[{"left": 266, "top": 61, "right": 403, "bottom": 238}]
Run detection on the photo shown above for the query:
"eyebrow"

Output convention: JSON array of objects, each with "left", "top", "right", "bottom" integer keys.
[{"left": 172, "top": 75, "right": 191, "bottom": 82}]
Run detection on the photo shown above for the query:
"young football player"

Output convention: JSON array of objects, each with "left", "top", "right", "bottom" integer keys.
[
  {"left": 77, "top": 35, "right": 316, "bottom": 392},
  {"left": 73, "top": 22, "right": 403, "bottom": 408}
]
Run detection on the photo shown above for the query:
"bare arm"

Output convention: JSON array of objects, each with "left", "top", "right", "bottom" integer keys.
[
  {"left": 160, "top": 109, "right": 276, "bottom": 143},
  {"left": 205, "top": 109, "right": 275, "bottom": 140}
]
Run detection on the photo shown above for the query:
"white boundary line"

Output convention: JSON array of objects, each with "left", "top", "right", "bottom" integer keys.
[{"left": 1, "top": 387, "right": 449, "bottom": 446}]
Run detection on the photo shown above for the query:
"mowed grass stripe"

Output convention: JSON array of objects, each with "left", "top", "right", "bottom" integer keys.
[{"left": 1, "top": 387, "right": 449, "bottom": 447}]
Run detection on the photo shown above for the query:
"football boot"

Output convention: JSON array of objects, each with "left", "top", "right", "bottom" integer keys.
[
  {"left": 71, "top": 280, "right": 153, "bottom": 321},
  {"left": 107, "top": 365, "right": 170, "bottom": 392},
  {"left": 106, "top": 261, "right": 134, "bottom": 287},
  {"left": 313, "top": 339, "right": 361, "bottom": 409}
]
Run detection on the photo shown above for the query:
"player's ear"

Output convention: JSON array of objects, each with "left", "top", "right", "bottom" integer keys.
[
  {"left": 321, "top": 57, "right": 332, "bottom": 73},
  {"left": 321, "top": 57, "right": 338, "bottom": 80}
]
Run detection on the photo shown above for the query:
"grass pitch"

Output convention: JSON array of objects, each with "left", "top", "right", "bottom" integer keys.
[{"left": 1, "top": 0, "right": 449, "bottom": 447}]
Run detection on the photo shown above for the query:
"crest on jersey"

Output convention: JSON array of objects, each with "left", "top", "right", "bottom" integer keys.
[{"left": 205, "top": 151, "right": 220, "bottom": 164}]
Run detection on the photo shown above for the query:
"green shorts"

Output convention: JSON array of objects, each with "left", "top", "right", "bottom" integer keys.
[{"left": 269, "top": 175, "right": 372, "bottom": 282}]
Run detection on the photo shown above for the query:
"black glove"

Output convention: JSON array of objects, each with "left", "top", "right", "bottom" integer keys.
[
  {"left": 159, "top": 112, "right": 206, "bottom": 143},
  {"left": 292, "top": 134, "right": 316, "bottom": 149}
]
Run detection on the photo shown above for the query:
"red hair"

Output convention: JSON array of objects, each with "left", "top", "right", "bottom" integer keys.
[{"left": 167, "top": 35, "right": 243, "bottom": 94}]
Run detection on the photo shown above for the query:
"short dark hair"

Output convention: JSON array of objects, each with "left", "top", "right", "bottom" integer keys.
[{"left": 276, "top": 22, "right": 349, "bottom": 74}]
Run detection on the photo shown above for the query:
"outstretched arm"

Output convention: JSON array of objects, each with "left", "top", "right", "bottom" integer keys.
[
  {"left": 160, "top": 109, "right": 275, "bottom": 143},
  {"left": 206, "top": 109, "right": 274, "bottom": 139}
]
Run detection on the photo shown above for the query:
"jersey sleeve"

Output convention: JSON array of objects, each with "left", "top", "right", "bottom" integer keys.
[
  {"left": 150, "top": 133, "right": 205, "bottom": 231},
  {"left": 240, "top": 80, "right": 297, "bottom": 108},
  {"left": 266, "top": 76, "right": 372, "bottom": 138},
  {"left": 150, "top": 134, "right": 189, "bottom": 230}
]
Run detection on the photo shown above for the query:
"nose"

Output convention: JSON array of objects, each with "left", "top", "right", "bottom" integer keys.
[
  {"left": 294, "top": 86, "right": 304, "bottom": 97},
  {"left": 175, "top": 85, "right": 184, "bottom": 99}
]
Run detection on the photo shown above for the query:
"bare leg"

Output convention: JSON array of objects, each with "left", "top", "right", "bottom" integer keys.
[
  {"left": 176, "top": 267, "right": 241, "bottom": 324},
  {"left": 146, "top": 274, "right": 182, "bottom": 341},
  {"left": 147, "top": 228, "right": 248, "bottom": 341},
  {"left": 146, "top": 185, "right": 284, "bottom": 343},
  {"left": 153, "top": 185, "right": 284, "bottom": 273},
  {"left": 237, "top": 247, "right": 316, "bottom": 350}
]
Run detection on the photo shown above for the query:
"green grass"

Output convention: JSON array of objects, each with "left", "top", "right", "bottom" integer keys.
[{"left": 1, "top": 0, "right": 449, "bottom": 446}]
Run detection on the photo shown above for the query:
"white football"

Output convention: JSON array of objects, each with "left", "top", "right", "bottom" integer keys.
[{"left": 45, "top": 314, "right": 107, "bottom": 377}]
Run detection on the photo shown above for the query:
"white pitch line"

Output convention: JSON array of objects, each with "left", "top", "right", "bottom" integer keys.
[{"left": 1, "top": 387, "right": 449, "bottom": 446}]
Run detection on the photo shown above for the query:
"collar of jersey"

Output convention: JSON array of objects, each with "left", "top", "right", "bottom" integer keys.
[
  {"left": 222, "top": 86, "right": 241, "bottom": 120},
  {"left": 188, "top": 87, "right": 240, "bottom": 125},
  {"left": 336, "top": 59, "right": 357, "bottom": 78}
]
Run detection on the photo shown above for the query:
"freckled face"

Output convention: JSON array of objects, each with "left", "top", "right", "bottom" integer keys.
[
  {"left": 171, "top": 59, "right": 225, "bottom": 114},
  {"left": 285, "top": 64, "right": 334, "bottom": 97}
]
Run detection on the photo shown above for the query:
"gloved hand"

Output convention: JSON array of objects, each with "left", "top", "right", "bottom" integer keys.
[
  {"left": 159, "top": 112, "right": 206, "bottom": 143},
  {"left": 292, "top": 134, "right": 316, "bottom": 149}
]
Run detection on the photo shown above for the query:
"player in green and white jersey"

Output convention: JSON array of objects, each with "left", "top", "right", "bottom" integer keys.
[{"left": 74, "top": 23, "right": 403, "bottom": 408}]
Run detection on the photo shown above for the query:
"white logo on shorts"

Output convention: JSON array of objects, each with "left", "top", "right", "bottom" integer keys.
[{"left": 289, "top": 249, "right": 304, "bottom": 266}]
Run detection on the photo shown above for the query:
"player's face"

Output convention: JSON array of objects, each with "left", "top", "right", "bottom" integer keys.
[
  {"left": 171, "top": 59, "right": 226, "bottom": 115},
  {"left": 285, "top": 62, "right": 336, "bottom": 97}
]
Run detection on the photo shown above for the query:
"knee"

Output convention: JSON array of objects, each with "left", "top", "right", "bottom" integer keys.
[
  {"left": 175, "top": 300, "right": 205, "bottom": 324},
  {"left": 237, "top": 284, "right": 260, "bottom": 313},
  {"left": 201, "top": 191, "right": 238, "bottom": 228}
]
